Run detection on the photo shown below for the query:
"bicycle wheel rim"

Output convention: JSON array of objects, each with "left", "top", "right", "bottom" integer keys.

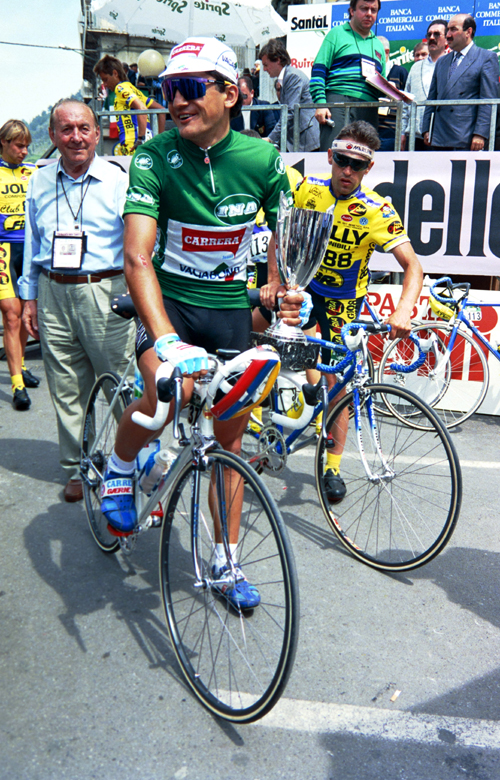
[
  {"left": 316, "top": 384, "right": 462, "bottom": 571},
  {"left": 378, "top": 323, "right": 489, "bottom": 430},
  {"left": 160, "top": 449, "right": 299, "bottom": 722},
  {"left": 81, "top": 372, "right": 131, "bottom": 553}
]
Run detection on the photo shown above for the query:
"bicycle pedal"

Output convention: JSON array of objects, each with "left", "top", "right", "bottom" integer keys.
[{"left": 150, "top": 502, "right": 164, "bottom": 526}]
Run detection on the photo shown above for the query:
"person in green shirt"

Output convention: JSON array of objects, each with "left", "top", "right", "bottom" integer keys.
[
  {"left": 100, "top": 38, "right": 301, "bottom": 608},
  {"left": 310, "top": 0, "right": 385, "bottom": 150}
]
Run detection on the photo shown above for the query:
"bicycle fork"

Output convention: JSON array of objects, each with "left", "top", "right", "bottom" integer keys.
[
  {"left": 191, "top": 452, "right": 239, "bottom": 593},
  {"left": 354, "top": 389, "right": 395, "bottom": 484}
]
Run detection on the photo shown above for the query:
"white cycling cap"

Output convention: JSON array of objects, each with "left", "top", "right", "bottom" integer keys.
[{"left": 160, "top": 37, "right": 238, "bottom": 85}]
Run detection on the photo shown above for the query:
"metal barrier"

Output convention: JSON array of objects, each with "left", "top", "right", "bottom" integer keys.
[
  {"left": 75, "top": 97, "right": 500, "bottom": 157},
  {"left": 289, "top": 98, "right": 500, "bottom": 153}
]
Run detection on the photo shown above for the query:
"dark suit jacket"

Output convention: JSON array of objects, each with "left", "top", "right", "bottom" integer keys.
[
  {"left": 421, "top": 44, "right": 499, "bottom": 148},
  {"left": 231, "top": 97, "right": 279, "bottom": 136},
  {"left": 267, "top": 65, "right": 320, "bottom": 151}
]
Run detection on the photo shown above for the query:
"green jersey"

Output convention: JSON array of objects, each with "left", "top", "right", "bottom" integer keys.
[
  {"left": 124, "top": 128, "right": 287, "bottom": 308},
  {"left": 310, "top": 22, "right": 385, "bottom": 104}
]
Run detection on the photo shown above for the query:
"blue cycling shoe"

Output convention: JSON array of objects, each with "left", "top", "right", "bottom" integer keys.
[
  {"left": 101, "top": 468, "right": 137, "bottom": 533},
  {"left": 212, "top": 565, "right": 261, "bottom": 611}
]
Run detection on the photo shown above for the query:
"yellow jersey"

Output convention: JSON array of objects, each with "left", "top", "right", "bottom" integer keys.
[{"left": 294, "top": 175, "right": 409, "bottom": 299}]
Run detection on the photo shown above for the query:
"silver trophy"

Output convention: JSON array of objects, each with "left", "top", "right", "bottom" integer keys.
[{"left": 267, "top": 192, "right": 334, "bottom": 344}]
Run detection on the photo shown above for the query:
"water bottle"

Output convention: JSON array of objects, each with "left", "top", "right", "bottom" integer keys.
[
  {"left": 139, "top": 448, "right": 176, "bottom": 496},
  {"left": 136, "top": 439, "right": 160, "bottom": 473},
  {"left": 134, "top": 365, "right": 144, "bottom": 399}
]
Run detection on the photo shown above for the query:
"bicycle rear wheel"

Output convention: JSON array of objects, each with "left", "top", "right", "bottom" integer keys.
[
  {"left": 316, "top": 384, "right": 462, "bottom": 571},
  {"left": 378, "top": 323, "right": 489, "bottom": 429},
  {"left": 81, "top": 372, "right": 133, "bottom": 553},
  {"left": 160, "top": 449, "right": 299, "bottom": 722}
]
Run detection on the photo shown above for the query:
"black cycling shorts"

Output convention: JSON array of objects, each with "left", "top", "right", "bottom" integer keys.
[
  {"left": 0, "top": 243, "right": 23, "bottom": 300},
  {"left": 136, "top": 296, "right": 252, "bottom": 361}
]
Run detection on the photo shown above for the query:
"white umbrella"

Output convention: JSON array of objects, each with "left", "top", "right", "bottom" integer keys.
[{"left": 90, "top": 0, "right": 286, "bottom": 48}]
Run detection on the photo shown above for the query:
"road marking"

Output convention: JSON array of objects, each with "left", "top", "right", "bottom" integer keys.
[{"left": 256, "top": 697, "right": 500, "bottom": 749}]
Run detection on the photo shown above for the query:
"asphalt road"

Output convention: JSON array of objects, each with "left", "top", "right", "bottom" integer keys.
[{"left": 1, "top": 345, "right": 500, "bottom": 780}]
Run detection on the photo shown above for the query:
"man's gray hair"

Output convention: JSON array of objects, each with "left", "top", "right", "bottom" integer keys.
[{"left": 49, "top": 99, "right": 99, "bottom": 131}]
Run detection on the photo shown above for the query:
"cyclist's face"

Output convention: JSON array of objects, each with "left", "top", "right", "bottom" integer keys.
[
  {"left": 328, "top": 143, "right": 373, "bottom": 198},
  {"left": 99, "top": 69, "right": 121, "bottom": 91},
  {"left": 1, "top": 137, "right": 29, "bottom": 166},
  {"left": 168, "top": 73, "right": 238, "bottom": 148}
]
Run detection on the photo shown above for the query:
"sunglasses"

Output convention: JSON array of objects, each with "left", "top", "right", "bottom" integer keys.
[
  {"left": 332, "top": 152, "right": 370, "bottom": 172},
  {"left": 427, "top": 31, "right": 443, "bottom": 38},
  {"left": 161, "top": 76, "right": 227, "bottom": 103}
]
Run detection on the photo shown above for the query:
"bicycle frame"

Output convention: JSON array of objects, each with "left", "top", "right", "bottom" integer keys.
[
  {"left": 248, "top": 332, "right": 369, "bottom": 458},
  {"left": 436, "top": 303, "right": 500, "bottom": 363}
]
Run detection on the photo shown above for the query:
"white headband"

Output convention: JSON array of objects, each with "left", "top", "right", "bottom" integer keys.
[{"left": 331, "top": 139, "right": 374, "bottom": 161}]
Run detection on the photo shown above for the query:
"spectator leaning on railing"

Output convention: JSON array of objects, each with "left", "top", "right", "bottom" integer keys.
[
  {"left": 260, "top": 39, "right": 319, "bottom": 152},
  {"left": 310, "top": 0, "right": 385, "bottom": 151},
  {"left": 421, "top": 14, "right": 499, "bottom": 151},
  {"left": 401, "top": 19, "right": 448, "bottom": 151},
  {"left": 376, "top": 36, "right": 408, "bottom": 151}
]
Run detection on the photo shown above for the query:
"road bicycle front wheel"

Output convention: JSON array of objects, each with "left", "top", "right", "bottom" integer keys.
[
  {"left": 160, "top": 449, "right": 299, "bottom": 723},
  {"left": 378, "top": 323, "right": 489, "bottom": 429},
  {"left": 316, "top": 384, "right": 462, "bottom": 571},
  {"left": 81, "top": 372, "right": 133, "bottom": 553}
]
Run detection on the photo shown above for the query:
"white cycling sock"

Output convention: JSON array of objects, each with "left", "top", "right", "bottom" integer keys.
[
  {"left": 214, "top": 543, "right": 238, "bottom": 572},
  {"left": 108, "top": 449, "right": 135, "bottom": 475}
]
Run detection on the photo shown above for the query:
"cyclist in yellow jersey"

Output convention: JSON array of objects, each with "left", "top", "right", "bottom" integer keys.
[
  {"left": 94, "top": 55, "right": 166, "bottom": 155},
  {"left": 0, "top": 120, "right": 38, "bottom": 410},
  {"left": 270, "top": 121, "right": 423, "bottom": 501}
]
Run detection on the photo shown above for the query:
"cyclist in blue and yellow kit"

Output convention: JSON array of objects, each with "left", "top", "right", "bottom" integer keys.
[
  {"left": 0, "top": 120, "right": 38, "bottom": 410},
  {"left": 270, "top": 121, "right": 423, "bottom": 501},
  {"left": 94, "top": 55, "right": 166, "bottom": 155}
]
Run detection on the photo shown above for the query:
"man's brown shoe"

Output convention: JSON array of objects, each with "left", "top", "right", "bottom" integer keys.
[{"left": 64, "top": 479, "right": 83, "bottom": 502}]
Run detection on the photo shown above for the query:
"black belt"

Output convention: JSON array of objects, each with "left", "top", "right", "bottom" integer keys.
[{"left": 41, "top": 268, "right": 123, "bottom": 284}]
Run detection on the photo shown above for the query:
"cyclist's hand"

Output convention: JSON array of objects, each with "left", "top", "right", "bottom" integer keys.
[
  {"left": 277, "top": 287, "right": 303, "bottom": 326},
  {"left": 155, "top": 334, "right": 209, "bottom": 377},
  {"left": 385, "top": 311, "right": 412, "bottom": 341},
  {"left": 260, "top": 281, "right": 281, "bottom": 310}
]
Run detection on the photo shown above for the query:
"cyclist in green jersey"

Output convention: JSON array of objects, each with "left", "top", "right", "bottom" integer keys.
[{"left": 101, "top": 37, "right": 302, "bottom": 609}]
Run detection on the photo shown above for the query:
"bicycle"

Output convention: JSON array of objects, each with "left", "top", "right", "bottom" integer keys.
[
  {"left": 377, "top": 276, "right": 498, "bottom": 429},
  {"left": 80, "top": 305, "right": 299, "bottom": 723},
  {"left": 242, "top": 322, "right": 462, "bottom": 572}
]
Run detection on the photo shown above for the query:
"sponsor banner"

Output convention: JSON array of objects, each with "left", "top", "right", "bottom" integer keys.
[
  {"left": 283, "top": 151, "right": 500, "bottom": 275},
  {"left": 364, "top": 284, "right": 500, "bottom": 414},
  {"left": 287, "top": 1, "right": 499, "bottom": 74}
]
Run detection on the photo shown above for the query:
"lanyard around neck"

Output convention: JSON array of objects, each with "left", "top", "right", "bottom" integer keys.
[{"left": 55, "top": 162, "right": 92, "bottom": 230}]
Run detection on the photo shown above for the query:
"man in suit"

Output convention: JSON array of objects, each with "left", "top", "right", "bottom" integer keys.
[
  {"left": 422, "top": 14, "right": 499, "bottom": 151},
  {"left": 230, "top": 76, "right": 278, "bottom": 137},
  {"left": 260, "top": 39, "right": 320, "bottom": 152}
]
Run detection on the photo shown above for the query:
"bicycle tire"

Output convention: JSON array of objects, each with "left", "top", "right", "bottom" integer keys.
[
  {"left": 160, "top": 448, "right": 299, "bottom": 723},
  {"left": 316, "top": 384, "right": 462, "bottom": 571},
  {"left": 378, "top": 323, "right": 489, "bottom": 430},
  {"left": 81, "top": 372, "right": 133, "bottom": 553}
]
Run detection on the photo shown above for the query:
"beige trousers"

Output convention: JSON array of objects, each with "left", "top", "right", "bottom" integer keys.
[{"left": 38, "top": 273, "right": 135, "bottom": 480}]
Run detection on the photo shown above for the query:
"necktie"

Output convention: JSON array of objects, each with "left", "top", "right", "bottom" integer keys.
[{"left": 448, "top": 52, "right": 461, "bottom": 79}]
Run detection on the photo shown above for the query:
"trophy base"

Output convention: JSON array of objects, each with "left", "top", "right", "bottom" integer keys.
[
  {"left": 265, "top": 321, "right": 307, "bottom": 344},
  {"left": 251, "top": 330, "right": 320, "bottom": 371}
]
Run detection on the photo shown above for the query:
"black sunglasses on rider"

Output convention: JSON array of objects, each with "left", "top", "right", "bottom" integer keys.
[
  {"left": 332, "top": 151, "right": 371, "bottom": 172},
  {"left": 161, "top": 76, "right": 228, "bottom": 103}
]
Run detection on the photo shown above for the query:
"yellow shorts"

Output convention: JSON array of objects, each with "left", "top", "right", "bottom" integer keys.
[{"left": 0, "top": 243, "right": 23, "bottom": 301}]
